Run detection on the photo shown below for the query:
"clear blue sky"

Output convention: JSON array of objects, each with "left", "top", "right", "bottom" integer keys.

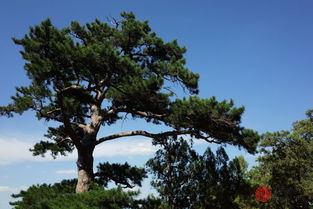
[{"left": 1, "top": 0, "right": 313, "bottom": 208}]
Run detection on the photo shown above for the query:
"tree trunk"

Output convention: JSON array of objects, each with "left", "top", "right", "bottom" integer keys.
[{"left": 75, "top": 144, "right": 94, "bottom": 193}]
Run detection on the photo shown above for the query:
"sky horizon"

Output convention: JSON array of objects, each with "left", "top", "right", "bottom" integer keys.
[{"left": 1, "top": 0, "right": 313, "bottom": 208}]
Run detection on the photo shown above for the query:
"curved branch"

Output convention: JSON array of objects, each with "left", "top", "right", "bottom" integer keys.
[
  {"left": 95, "top": 129, "right": 220, "bottom": 145},
  {"left": 38, "top": 108, "right": 86, "bottom": 129}
]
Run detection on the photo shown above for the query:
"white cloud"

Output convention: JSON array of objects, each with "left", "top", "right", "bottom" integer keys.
[
  {"left": 0, "top": 139, "right": 35, "bottom": 165},
  {"left": 0, "top": 186, "right": 27, "bottom": 193},
  {"left": 0, "top": 186, "right": 12, "bottom": 192},
  {"left": 55, "top": 170, "right": 76, "bottom": 175},
  {"left": 0, "top": 135, "right": 224, "bottom": 167},
  {"left": 94, "top": 139, "right": 156, "bottom": 157},
  {"left": 0, "top": 137, "right": 157, "bottom": 166},
  {"left": 0, "top": 138, "right": 76, "bottom": 165}
]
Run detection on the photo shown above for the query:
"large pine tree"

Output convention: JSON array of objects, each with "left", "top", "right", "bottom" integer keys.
[{"left": 0, "top": 12, "right": 259, "bottom": 193}]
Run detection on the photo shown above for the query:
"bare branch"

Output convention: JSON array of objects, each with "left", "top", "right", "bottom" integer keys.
[
  {"left": 96, "top": 130, "right": 188, "bottom": 145},
  {"left": 95, "top": 129, "right": 220, "bottom": 145},
  {"left": 71, "top": 122, "right": 86, "bottom": 129},
  {"left": 127, "top": 110, "right": 167, "bottom": 120},
  {"left": 106, "top": 108, "right": 167, "bottom": 120},
  {"left": 46, "top": 108, "right": 61, "bottom": 115},
  {"left": 59, "top": 84, "right": 98, "bottom": 94},
  {"left": 59, "top": 85, "right": 86, "bottom": 93},
  {"left": 57, "top": 136, "right": 72, "bottom": 143}
]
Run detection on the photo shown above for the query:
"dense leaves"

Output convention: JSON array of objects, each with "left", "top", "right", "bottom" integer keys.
[
  {"left": 147, "top": 137, "right": 251, "bottom": 209},
  {"left": 10, "top": 180, "right": 139, "bottom": 209},
  {"left": 236, "top": 110, "right": 313, "bottom": 209},
  {"left": 10, "top": 179, "right": 170, "bottom": 209},
  {"left": 257, "top": 110, "right": 313, "bottom": 209},
  {"left": 95, "top": 162, "right": 147, "bottom": 188}
]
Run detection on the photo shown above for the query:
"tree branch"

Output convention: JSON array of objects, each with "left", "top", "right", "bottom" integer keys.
[
  {"left": 38, "top": 109, "right": 63, "bottom": 123},
  {"left": 59, "top": 84, "right": 99, "bottom": 94},
  {"left": 58, "top": 85, "right": 86, "bottom": 93},
  {"left": 95, "top": 129, "right": 220, "bottom": 145},
  {"left": 46, "top": 108, "right": 61, "bottom": 115},
  {"left": 93, "top": 172, "right": 134, "bottom": 188},
  {"left": 38, "top": 108, "right": 86, "bottom": 129},
  {"left": 71, "top": 122, "right": 86, "bottom": 129},
  {"left": 106, "top": 108, "right": 167, "bottom": 120}
]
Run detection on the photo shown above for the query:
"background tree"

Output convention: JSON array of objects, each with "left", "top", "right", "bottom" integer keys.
[
  {"left": 147, "top": 137, "right": 198, "bottom": 208},
  {"left": 146, "top": 137, "right": 251, "bottom": 209},
  {"left": 237, "top": 110, "right": 313, "bottom": 209},
  {"left": 258, "top": 110, "right": 313, "bottom": 209},
  {"left": 234, "top": 164, "right": 273, "bottom": 209},
  {"left": 0, "top": 11, "right": 259, "bottom": 193}
]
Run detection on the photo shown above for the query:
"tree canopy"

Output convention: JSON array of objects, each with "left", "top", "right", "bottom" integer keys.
[{"left": 0, "top": 11, "right": 259, "bottom": 193}]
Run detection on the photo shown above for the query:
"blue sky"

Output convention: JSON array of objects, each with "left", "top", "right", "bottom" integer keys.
[{"left": 1, "top": 0, "right": 313, "bottom": 208}]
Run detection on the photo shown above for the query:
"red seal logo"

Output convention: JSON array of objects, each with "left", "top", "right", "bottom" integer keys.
[{"left": 255, "top": 186, "right": 271, "bottom": 202}]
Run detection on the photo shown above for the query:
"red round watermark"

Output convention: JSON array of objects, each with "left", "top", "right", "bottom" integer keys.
[{"left": 255, "top": 186, "right": 271, "bottom": 202}]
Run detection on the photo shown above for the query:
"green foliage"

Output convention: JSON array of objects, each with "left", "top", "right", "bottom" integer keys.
[
  {"left": 30, "top": 126, "right": 76, "bottom": 158},
  {"left": 10, "top": 179, "right": 172, "bottom": 209},
  {"left": 147, "top": 137, "right": 252, "bottom": 209},
  {"left": 135, "top": 195, "right": 169, "bottom": 209},
  {"left": 95, "top": 162, "right": 147, "bottom": 188},
  {"left": 10, "top": 179, "right": 139, "bottom": 209},
  {"left": 238, "top": 110, "right": 313, "bottom": 209},
  {"left": 11, "top": 179, "right": 77, "bottom": 208},
  {"left": 165, "top": 96, "right": 259, "bottom": 153},
  {"left": 233, "top": 165, "right": 273, "bottom": 209}
]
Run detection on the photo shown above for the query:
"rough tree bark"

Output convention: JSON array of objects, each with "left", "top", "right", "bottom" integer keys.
[
  {"left": 75, "top": 143, "right": 95, "bottom": 193},
  {"left": 75, "top": 104, "right": 102, "bottom": 193}
]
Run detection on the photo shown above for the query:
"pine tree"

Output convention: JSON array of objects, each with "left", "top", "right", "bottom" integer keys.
[
  {"left": 237, "top": 110, "right": 313, "bottom": 209},
  {"left": 10, "top": 179, "right": 140, "bottom": 209},
  {"left": 0, "top": 11, "right": 259, "bottom": 194},
  {"left": 146, "top": 137, "right": 252, "bottom": 209},
  {"left": 256, "top": 110, "right": 313, "bottom": 209}
]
